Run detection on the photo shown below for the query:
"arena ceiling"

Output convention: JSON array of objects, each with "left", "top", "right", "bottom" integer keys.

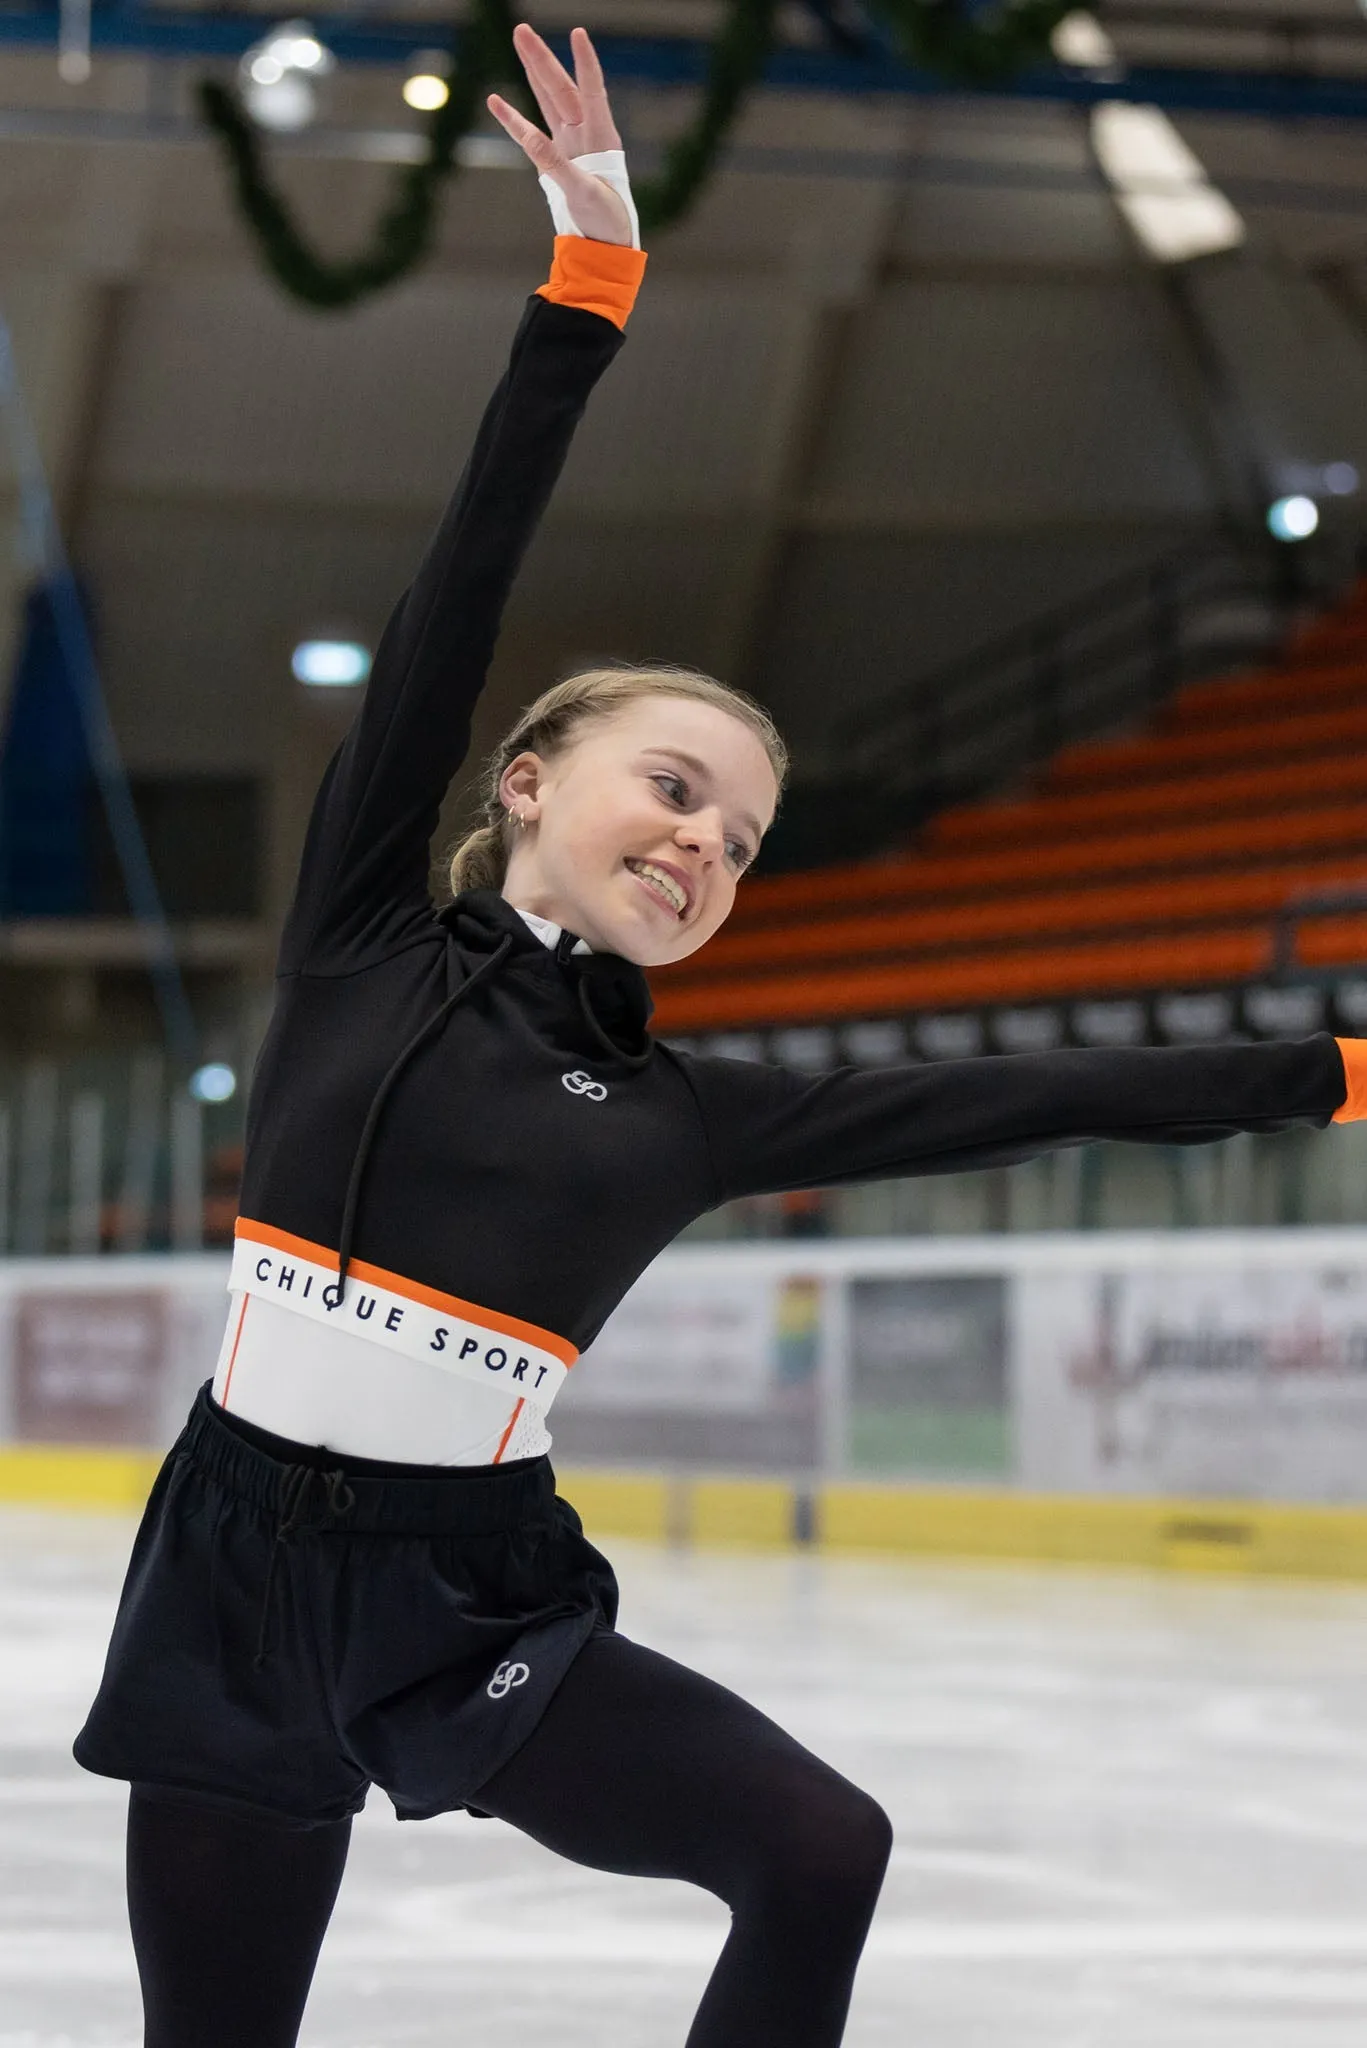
[{"left": 1, "top": 0, "right": 1366, "bottom": 928}]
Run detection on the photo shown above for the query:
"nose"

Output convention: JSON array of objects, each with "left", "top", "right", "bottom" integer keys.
[{"left": 676, "top": 807, "right": 726, "bottom": 861}]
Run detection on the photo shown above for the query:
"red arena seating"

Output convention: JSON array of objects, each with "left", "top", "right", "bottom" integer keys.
[{"left": 650, "top": 581, "right": 1367, "bottom": 1037}]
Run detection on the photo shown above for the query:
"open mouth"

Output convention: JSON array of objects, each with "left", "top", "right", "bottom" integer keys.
[{"left": 624, "top": 858, "right": 689, "bottom": 920}]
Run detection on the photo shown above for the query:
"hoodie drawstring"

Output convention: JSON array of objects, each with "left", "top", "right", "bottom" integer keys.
[
  {"left": 254, "top": 1463, "right": 357, "bottom": 1669},
  {"left": 329, "top": 934, "right": 515, "bottom": 1309}
]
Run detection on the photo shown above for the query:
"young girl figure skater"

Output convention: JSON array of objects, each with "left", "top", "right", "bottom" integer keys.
[{"left": 75, "top": 24, "right": 1367, "bottom": 2047}]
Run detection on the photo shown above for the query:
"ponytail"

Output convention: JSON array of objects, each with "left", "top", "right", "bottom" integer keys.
[{"left": 447, "top": 822, "right": 508, "bottom": 895}]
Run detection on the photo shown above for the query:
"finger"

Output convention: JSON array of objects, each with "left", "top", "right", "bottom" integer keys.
[
  {"left": 567, "top": 25, "right": 621, "bottom": 149},
  {"left": 519, "top": 21, "right": 584, "bottom": 108},
  {"left": 569, "top": 25, "right": 608, "bottom": 103},
  {"left": 508, "top": 30, "right": 572, "bottom": 138},
  {"left": 486, "top": 93, "right": 560, "bottom": 172},
  {"left": 512, "top": 23, "right": 581, "bottom": 132}
]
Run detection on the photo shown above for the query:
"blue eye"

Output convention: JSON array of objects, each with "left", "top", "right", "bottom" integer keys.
[{"left": 651, "top": 773, "right": 752, "bottom": 870}]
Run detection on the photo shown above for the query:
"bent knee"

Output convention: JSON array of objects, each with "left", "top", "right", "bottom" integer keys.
[
  {"left": 751, "top": 1777, "right": 893, "bottom": 1915},
  {"left": 829, "top": 1785, "right": 894, "bottom": 1894}
]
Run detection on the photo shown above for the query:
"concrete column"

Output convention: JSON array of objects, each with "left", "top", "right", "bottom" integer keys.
[
  {"left": 704, "top": 138, "right": 908, "bottom": 709},
  {"left": 261, "top": 679, "right": 357, "bottom": 970},
  {"left": 0, "top": 145, "right": 153, "bottom": 722}
]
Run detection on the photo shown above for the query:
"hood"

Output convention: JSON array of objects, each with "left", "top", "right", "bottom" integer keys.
[{"left": 443, "top": 887, "right": 655, "bottom": 1068}]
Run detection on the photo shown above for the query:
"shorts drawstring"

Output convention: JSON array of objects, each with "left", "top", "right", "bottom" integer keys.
[{"left": 254, "top": 1464, "right": 357, "bottom": 1669}]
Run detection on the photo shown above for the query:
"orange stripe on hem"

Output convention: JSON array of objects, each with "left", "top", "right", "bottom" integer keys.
[
  {"left": 534, "top": 235, "right": 647, "bottom": 330},
  {"left": 234, "top": 1217, "right": 578, "bottom": 1367},
  {"left": 493, "top": 1399, "right": 526, "bottom": 1466},
  {"left": 1333, "top": 1037, "right": 1367, "bottom": 1122},
  {"left": 219, "top": 1293, "right": 250, "bottom": 1409}
]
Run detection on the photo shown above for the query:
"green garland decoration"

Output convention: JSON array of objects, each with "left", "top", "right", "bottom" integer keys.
[
  {"left": 637, "top": 0, "right": 778, "bottom": 232},
  {"left": 198, "top": 0, "right": 528, "bottom": 310},
  {"left": 877, "top": 0, "right": 1072, "bottom": 86},
  {"left": 199, "top": 0, "right": 778, "bottom": 310},
  {"left": 199, "top": 0, "right": 1066, "bottom": 311}
]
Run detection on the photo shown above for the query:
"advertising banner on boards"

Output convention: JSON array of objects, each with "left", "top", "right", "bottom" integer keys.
[
  {"left": 846, "top": 1275, "right": 1009, "bottom": 1478},
  {"left": 13, "top": 1291, "right": 168, "bottom": 1444},
  {"left": 0, "top": 1265, "right": 227, "bottom": 1447},
  {"left": 553, "top": 1266, "right": 824, "bottom": 1469},
  {"left": 1016, "top": 1259, "right": 1367, "bottom": 1502},
  {"left": 2, "top": 1237, "right": 1367, "bottom": 1503}
]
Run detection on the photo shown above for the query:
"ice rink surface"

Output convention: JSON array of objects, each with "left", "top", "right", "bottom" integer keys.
[{"left": 3, "top": 1507, "right": 1367, "bottom": 2047}]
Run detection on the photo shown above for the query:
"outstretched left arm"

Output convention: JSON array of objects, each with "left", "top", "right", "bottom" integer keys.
[{"left": 668, "top": 1033, "right": 1367, "bottom": 1207}]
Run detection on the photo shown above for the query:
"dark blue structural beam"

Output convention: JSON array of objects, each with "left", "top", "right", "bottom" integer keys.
[{"left": 7, "top": 6, "right": 1367, "bottom": 120}]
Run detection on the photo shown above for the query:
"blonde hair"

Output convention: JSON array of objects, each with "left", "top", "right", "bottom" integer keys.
[{"left": 447, "top": 663, "right": 789, "bottom": 896}]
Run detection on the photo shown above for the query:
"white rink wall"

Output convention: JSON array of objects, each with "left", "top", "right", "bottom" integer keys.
[{"left": 1, "top": 1231, "right": 1366, "bottom": 1503}]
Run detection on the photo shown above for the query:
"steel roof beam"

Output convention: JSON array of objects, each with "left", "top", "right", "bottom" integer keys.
[{"left": 4, "top": 9, "right": 1367, "bottom": 120}]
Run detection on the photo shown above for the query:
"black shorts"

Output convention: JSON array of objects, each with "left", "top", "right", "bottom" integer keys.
[{"left": 74, "top": 1382, "right": 619, "bottom": 1828}]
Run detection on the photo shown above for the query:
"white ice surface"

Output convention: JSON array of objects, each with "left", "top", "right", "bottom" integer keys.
[{"left": 3, "top": 1508, "right": 1367, "bottom": 2044}]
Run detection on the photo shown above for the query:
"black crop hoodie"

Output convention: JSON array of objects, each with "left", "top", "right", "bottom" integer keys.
[{"left": 238, "top": 241, "right": 1358, "bottom": 1369}]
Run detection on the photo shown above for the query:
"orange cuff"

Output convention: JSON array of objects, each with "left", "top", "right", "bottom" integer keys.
[
  {"left": 1333, "top": 1038, "right": 1367, "bottom": 1122},
  {"left": 535, "top": 236, "right": 648, "bottom": 331}
]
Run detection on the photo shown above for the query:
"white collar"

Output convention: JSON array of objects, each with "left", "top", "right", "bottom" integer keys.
[{"left": 516, "top": 907, "right": 592, "bottom": 956}]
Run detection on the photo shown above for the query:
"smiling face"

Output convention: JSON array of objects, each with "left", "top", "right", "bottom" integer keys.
[{"left": 498, "top": 694, "right": 780, "bottom": 965}]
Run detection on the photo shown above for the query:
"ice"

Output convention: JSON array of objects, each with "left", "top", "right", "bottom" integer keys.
[{"left": 3, "top": 1506, "right": 1367, "bottom": 2044}]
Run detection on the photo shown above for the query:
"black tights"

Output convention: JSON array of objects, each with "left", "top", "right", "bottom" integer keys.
[{"left": 127, "top": 1633, "right": 892, "bottom": 2048}]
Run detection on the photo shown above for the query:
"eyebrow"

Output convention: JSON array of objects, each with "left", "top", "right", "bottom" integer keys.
[{"left": 640, "top": 748, "right": 765, "bottom": 844}]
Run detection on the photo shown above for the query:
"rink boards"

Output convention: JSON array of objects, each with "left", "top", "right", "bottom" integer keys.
[
  {"left": 4, "top": 1229, "right": 1367, "bottom": 1578},
  {"left": 5, "top": 1443, "right": 1367, "bottom": 1582}
]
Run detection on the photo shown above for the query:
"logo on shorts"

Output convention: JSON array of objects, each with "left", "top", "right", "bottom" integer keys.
[
  {"left": 487, "top": 1659, "right": 531, "bottom": 1700},
  {"left": 561, "top": 1069, "right": 607, "bottom": 1101}
]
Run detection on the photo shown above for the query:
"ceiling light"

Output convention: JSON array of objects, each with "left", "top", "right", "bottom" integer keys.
[
  {"left": 1113, "top": 185, "right": 1245, "bottom": 263},
  {"left": 1090, "top": 102, "right": 1245, "bottom": 262},
  {"left": 244, "top": 72, "right": 316, "bottom": 130},
  {"left": 1091, "top": 102, "right": 1205, "bottom": 190},
  {"left": 189, "top": 1063, "right": 238, "bottom": 1105},
  {"left": 404, "top": 73, "right": 450, "bottom": 111},
  {"left": 240, "top": 20, "right": 335, "bottom": 132},
  {"left": 57, "top": 0, "right": 91, "bottom": 83},
  {"left": 1051, "top": 11, "right": 1119, "bottom": 71},
  {"left": 283, "top": 33, "right": 330, "bottom": 72},
  {"left": 1267, "top": 495, "right": 1319, "bottom": 542},
  {"left": 292, "top": 639, "right": 372, "bottom": 686}
]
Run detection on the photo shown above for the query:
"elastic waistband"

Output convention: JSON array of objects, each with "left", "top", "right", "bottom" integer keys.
[{"left": 181, "top": 1383, "right": 557, "bottom": 1536}]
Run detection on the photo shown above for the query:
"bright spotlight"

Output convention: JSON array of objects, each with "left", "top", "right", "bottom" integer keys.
[
  {"left": 1051, "top": 11, "right": 1118, "bottom": 71},
  {"left": 262, "top": 20, "right": 335, "bottom": 72},
  {"left": 1090, "top": 102, "right": 1245, "bottom": 262},
  {"left": 404, "top": 72, "right": 451, "bottom": 111},
  {"left": 240, "top": 20, "right": 334, "bottom": 131},
  {"left": 1267, "top": 495, "right": 1319, "bottom": 542},
  {"left": 189, "top": 1063, "right": 237, "bottom": 1105},
  {"left": 292, "top": 639, "right": 372, "bottom": 686},
  {"left": 284, "top": 34, "right": 329, "bottom": 71},
  {"left": 244, "top": 72, "right": 316, "bottom": 129}
]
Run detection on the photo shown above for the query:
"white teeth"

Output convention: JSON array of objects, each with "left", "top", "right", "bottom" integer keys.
[{"left": 628, "top": 860, "right": 686, "bottom": 916}]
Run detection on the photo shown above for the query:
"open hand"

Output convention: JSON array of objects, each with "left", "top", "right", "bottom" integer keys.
[{"left": 487, "top": 24, "right": 634, "bottom": 248}]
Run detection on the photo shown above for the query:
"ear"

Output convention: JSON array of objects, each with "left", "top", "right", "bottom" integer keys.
[{"left": 499, "top": 751, "right": 546, "bottom": 817}]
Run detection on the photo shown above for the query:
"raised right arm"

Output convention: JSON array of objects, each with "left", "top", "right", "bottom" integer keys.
[{"left": 278, "top": 236, "right": 645, "bottom": 977}]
